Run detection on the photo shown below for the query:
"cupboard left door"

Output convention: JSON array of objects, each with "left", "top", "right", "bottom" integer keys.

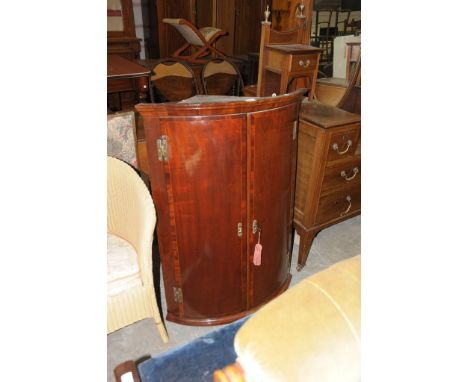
[{"left": 150, "top": 114, "right": 248, "bottom": 325}]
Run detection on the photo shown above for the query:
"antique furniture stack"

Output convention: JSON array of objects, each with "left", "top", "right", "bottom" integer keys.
[
  {"left": 108, "top": 1, "right": 360, "bottom": 329},
  {"left": 136, "top": 90, "right": 305, "bottom": 325}
]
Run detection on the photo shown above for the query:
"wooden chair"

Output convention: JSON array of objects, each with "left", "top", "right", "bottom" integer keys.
[
  {"left": 314, "top": 53, "right": 361, "bottom": 114},
  {"left": 201, "top": 58, "right": 244, "bottom": 96},
  {"left": 243, "top": 22, "right": 304, "bottom": 97},
  {"left": 150, "top": 59, "right": 200, "bottom": 102},
  {"left": 244, "top": 18, "right": 320, "bottom": 100},
  {"left": 162, "top": 18, "right": 227, "bottom": 64},
  {"left": 337, "top": 54, "right": 361, "bottom": 114}
]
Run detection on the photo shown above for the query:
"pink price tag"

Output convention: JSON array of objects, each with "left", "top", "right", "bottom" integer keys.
[{"left": 253, "top": 243, "right": 262, "bottom": 266}]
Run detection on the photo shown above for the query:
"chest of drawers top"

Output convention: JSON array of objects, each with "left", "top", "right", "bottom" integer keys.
[{"left": 300, "top": 99, "right": 361, "bottom": 129}]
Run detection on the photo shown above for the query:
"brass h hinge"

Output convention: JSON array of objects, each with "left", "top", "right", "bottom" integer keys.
[
  {"left": 293, "top": 121, "right": 298, "bottom": 140},
  {"left": 157, "top": 136, "right": 169, "bottom": 161},
  {"left": 173, "top": 287, "right": 183, "bottom": 303}
]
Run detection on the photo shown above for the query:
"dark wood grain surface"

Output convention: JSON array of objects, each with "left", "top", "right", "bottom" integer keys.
[
  {"left": 107, "top": 55, "right": 150, "bottom": 79},
  {"left": 136, "top": 90, "right": 305, "bottom": 325}
]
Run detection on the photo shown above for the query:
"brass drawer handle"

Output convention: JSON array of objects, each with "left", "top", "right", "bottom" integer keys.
[
  {"left": 340, "top": 167, "right": 359, "bottom": 181},
  {"left": 332, "top": 139, "right": 352, "bottom": 155},
  {"left": 340, "top": 195, "right": 352, "bottom": 216},
  {"left": 299, "top": 59, "right": 310, "bottom": 68}
]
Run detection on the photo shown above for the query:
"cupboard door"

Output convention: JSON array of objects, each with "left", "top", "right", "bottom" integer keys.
[
  {"left": 160, "top": 115, "right": 247, "bottom": 321},
  {"left": 249, "top": 103, "right": 297, "bottom": 307}
]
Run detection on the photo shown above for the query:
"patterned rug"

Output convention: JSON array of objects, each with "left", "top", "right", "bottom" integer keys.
[{"left": 137, "top": 316, "right": 249, "bottom": 382}]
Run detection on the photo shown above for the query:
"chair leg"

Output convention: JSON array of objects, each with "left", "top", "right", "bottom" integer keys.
[
  {"left": 185, "top": 46, "right": 211, "bottom": 64},
  {"left": 155, "top": 319, "right": 169, "bottom": 343},
  {"left": 171, "top": 42, "right": 191, "bottom": 59},
  {"left": 208, "top": 46, "right": 227, "bottom": 59}
]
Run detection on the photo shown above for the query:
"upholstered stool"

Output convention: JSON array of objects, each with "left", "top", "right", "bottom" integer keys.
[{"left": 215, "top": 255, "right": 361, "bottom": 382}]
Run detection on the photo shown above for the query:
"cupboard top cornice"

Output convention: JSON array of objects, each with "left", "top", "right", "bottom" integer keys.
[
  {"left": 136, "top": 89, "right": 307, "bottom": 117},
  {"left": 300, "top": 100, "right": 361, "bottom": 128}
]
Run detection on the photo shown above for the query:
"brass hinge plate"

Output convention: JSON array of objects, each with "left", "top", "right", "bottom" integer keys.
[
  {"left": 173, "top": 287, "right": 183, "bottom": 303},
  {"left": 293, "top": 121, "right": 298, "bottom": 140},
  {"left": 157, "top": 135, "right": 169, "bottom": 161}
]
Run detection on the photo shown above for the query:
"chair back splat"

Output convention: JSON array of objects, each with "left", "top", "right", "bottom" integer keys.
[
  {"left": 151, "top": 59, "right": 200, "bottom": 102},
  {"left": 202, "top": 58, "right": 244, "bottom": 96}
]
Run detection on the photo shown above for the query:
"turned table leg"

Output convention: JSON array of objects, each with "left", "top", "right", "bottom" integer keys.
[{"left": 135, "top": 76, "right": 150, "bottom": 104}]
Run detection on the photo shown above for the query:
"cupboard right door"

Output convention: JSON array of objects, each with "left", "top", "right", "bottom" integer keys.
[{"left": 249, "top": 103, "right": 298, "bottom": 307}]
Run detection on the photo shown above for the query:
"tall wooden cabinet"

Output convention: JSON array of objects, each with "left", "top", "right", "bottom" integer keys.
[
  {"left": 136, "top": 90, "right": 304, "bottom": 325},
  {"left": 107, "top": 0, "right": 141, "bottom": 59}
]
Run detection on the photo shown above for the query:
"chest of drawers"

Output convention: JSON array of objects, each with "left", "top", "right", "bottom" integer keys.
[{"left": 294, "top": 100, "right": 361, "bottom": 270}]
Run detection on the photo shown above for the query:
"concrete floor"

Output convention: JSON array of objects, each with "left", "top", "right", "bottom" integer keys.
[{"left": 107, "top": 215, "right": 361, "bottom": 381}]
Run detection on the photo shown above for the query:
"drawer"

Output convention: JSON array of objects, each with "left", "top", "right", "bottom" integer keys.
[
  {"left": 321, "top": 159, "right": 361, "bottom": 194},
  {"left": 107, "top": 78, "right": 134, "bottom": 93},
  {"left": 290, "top": 54, "right": 319, "bottom": 73},
  {"left": 315, "top": 187, "right": 360, "bottom": 225},
  {"left": 326, "top": 127, "right": 360, "bottom": 163}
]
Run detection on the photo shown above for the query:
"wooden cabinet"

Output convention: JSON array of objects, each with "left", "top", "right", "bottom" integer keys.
[
  {"left": 294, "top": 100, "right": 361, "bottom": 270},
  {"left": 107, "top": 0, "right": 141, "bottom": 59},
  {"left": 136, "top": 90, "right": 304, "bottom": 325}
]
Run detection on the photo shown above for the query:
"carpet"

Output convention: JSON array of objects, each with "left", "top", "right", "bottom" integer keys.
[{"left": 137, "top": 316, "right": 249, "bottom": 382}]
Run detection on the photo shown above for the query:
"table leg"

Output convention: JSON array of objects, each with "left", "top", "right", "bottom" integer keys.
[
  {"left": 135, "top": 76, "right": 150, "bottom": 103},
  {"left": 296, "top": 228, "right": 318, "bottom": 271}
]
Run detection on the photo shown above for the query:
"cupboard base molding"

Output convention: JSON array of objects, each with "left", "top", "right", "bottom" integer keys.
[{"left": 166, "top": 274, "right": 292, "bottom": 326}]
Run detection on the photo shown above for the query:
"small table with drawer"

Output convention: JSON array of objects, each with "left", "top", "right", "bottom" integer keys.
[
  {"left": 294, "top": 100, "right": 361, "bottom": 270},
  {"left": 259, "top": 44, "right": 321, "bottom": 100}
]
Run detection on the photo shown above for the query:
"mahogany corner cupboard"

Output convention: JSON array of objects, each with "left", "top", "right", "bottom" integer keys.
[{"left": 136, "top": 90, "right": 305, "bottom": 325}]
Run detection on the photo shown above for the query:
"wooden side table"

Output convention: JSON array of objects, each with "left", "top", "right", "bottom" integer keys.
[
  {"left": 107, "top": 55, "right": 154, "bottom": 111},
  {"left": 258, "top": 44, "right": 321, "bottom": 100},
  {"left": 294, "top": 100, "right": 361, "bottom": 270}
]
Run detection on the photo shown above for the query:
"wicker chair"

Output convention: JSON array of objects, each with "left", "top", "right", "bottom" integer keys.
[{"left": 107, "top": 156, "right": 168, "bottom": 343}]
